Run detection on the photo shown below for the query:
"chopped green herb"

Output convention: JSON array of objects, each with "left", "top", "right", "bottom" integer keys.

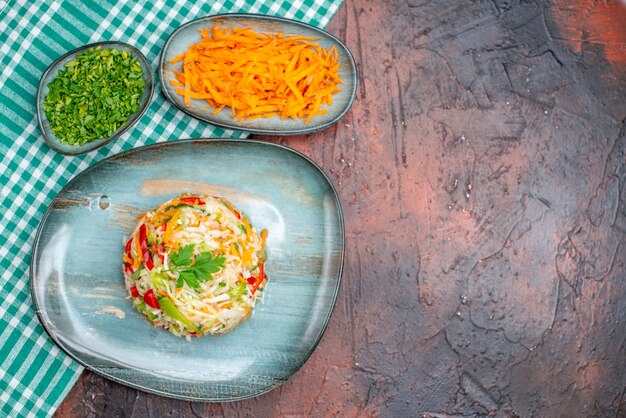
[
  {"left": 218, "top": 282, "right": 226, "bottom": 287},
  {"left": 43, "top": 47, "right": 144, "bottom": 146}
]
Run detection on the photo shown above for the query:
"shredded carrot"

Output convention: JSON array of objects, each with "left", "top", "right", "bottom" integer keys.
[
  {"left": 134, "top": 235, "right": 143, "bottom": 264},
  {"left": 163, "top": 209, "right": 181, "bottom": 245},
  {"left": 170, "top": 26, "right": 343, "bottom": 124},
  {"left": 242, "top": 245, "right": 252, "bottom": 265}
]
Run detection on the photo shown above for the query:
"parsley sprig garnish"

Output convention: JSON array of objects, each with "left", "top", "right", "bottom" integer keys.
[{"left": 169, "top": 244, "right": 225, "bottom": 289}]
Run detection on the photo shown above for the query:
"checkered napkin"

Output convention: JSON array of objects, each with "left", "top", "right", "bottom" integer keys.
[{"left": 0, "top": 1, "right": 342, "bottom": 416}]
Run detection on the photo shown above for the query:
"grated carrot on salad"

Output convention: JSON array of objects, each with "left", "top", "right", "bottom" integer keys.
[{"left": 170, "top": 26, "right": 342, "bottom": 124}]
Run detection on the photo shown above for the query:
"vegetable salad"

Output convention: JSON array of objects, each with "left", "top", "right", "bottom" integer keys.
[{"left": 122, "top": 194, "right": 268, "bottom": 337}]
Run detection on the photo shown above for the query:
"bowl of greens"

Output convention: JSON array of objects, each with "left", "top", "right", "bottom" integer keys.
[{"left": 37, "top": 41, "right": 154, "bottom": 156}]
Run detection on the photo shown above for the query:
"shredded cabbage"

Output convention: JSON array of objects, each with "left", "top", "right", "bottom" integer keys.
[{"left": 122, "top": 194, "right": 268, "bottom": 337}]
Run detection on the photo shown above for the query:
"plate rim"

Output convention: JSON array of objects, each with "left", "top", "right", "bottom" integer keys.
[
  {"left": 29, "top": 138, "right": 345, "bottom": 402},
  {"left": 158, "top": 13, "right": 358, "bottom": 136},
  {"left": 36, "top": 40, "right": 155, "bottom": 156}
]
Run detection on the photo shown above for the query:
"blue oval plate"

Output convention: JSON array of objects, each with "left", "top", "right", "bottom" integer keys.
[
  {"left": 30, "top": 139, "right": 344, "bottom": 401},
  {"left": 159, "top": 14, "right": 357, "bottom": 135},
  {"left": 37, "top": 41, "right": 154, "bottom": 156}
]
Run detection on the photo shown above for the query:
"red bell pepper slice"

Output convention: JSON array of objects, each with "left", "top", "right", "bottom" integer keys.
[
  {"left": 251, "top": 262, "right": 265, "bottom": 294},
  {"left": 125, "top": 237, "right": 133, "bottom": 258},
  {"left": 139, "top": 224, "right": 154, "bottom": 270},
  {"left": 180, "top": 196, "right": 205, "bottom": 206},
  {"left": 124, "top": 262, "right": 133, "bottom": 274},
  {"left": 246, "top": 277, "right": 256, "bottom": 285},
  {"left": 130, "top": 286, "right": 140, "bottom": 298},
  {"left": 143, "top": 289, "right": 160, "bottom": 309}
]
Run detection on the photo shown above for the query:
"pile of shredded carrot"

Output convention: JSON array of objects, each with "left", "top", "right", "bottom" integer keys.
[{"left": 170, "top": 26, "right": 342, "bottom": 124}]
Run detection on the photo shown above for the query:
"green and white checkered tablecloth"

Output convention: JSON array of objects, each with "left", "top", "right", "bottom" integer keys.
[{"left": 0, "top": 1, "right": 343, "bottom": 416}]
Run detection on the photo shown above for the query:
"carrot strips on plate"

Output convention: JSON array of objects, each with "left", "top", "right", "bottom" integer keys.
[{"left": 171, "top": 26, "right": 342, "bottom": 124}]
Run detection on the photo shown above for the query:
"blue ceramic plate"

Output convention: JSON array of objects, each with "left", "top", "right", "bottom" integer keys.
[
  {"left": 36, "top": 41, "right": 154, "bottom": 156},
  {"left": 159, "top": 14, "right": 357, "bottom": 135},
  {"left": 30, "top": 139, "right": 344, "bottom": 401}
]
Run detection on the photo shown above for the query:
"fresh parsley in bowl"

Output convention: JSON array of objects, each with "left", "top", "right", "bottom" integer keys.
[{"left": 37, "top": 41, "right": 153, "bottom": 156}]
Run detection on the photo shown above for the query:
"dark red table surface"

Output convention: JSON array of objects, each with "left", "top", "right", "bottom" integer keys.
[{"left": 56, "top": 1, "right": 626, "bottom": 416}]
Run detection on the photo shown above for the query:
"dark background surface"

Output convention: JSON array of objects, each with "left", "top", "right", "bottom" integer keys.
[{"left": 56, "top": 0, "right": 626, "bottom": 416}]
